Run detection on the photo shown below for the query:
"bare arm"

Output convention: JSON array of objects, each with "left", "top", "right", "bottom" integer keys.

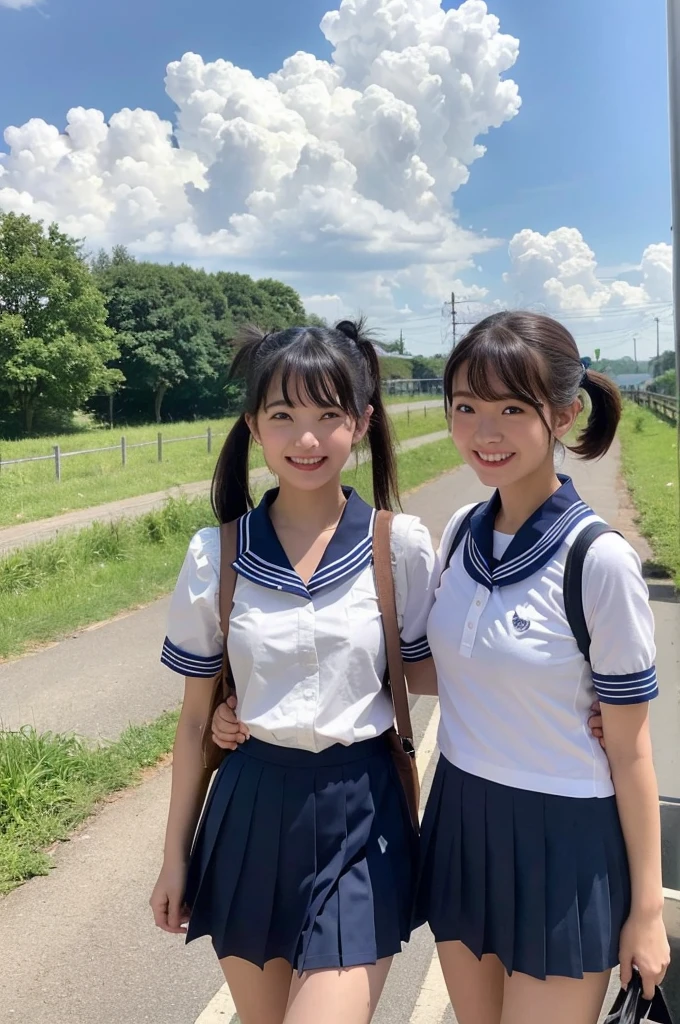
[
  {"left": 150, "top": 676, "right": 215, "bottom": 934},
  {"left": 600, "top": 702, "right": 669, "bottom": 997},
  {"left": 405, "top": 656, "right": 438, "bottom": 696}
]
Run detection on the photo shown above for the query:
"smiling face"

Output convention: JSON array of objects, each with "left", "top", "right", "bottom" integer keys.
[
  {"left": 450, "top": 363, "right": 579, "bottom": 490},
  {"left": 246, "top": 373, "right": 372, "bottom": 494}
]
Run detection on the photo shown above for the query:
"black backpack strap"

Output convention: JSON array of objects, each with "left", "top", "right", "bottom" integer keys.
[
  {"left": 563, "top": 521, "right": 620, "bottom": 663},
  {"left": 443, "top": 503, "right": 483, "bottom": 573}
]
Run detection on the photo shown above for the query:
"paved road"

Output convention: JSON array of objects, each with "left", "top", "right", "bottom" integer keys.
[{"left": 0, "top": 445, "right": 676, "bottom": 1023}]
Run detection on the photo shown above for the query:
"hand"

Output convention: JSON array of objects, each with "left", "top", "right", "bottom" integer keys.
[
  {"left": 212, "top": 695, "right": 250, "bottom": 750},
  {"left": 619, "top": 909, "right": 670, "bottom": 1000},
  {"left": 588, "top": 699, "right": 605, "bottom": 750},
  {"left": 149, "top": 859, "right": 190, "bottom": 935}
]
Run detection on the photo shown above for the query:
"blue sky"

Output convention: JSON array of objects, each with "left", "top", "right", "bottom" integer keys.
[{"left": 0, "top": 0, "right": 673, "bottom": 359}]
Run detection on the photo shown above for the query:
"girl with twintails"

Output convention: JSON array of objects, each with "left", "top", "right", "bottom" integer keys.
[
  {"left": 150, "top": 320, "right": 439, "bottom": 1024},
  {"left": 417, "top": 311, "right": 669, "bottom": 1024}
]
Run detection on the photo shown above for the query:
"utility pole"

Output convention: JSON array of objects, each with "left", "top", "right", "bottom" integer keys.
[
  {"left": 451, "top": 291, "right": 456, "bottom": 346},
  {"left": 655, "top": 316, "right": 661, "bottom": 360},
  {"left": 668, "top": 0, "right": 680, "bottom": 540},
  {"left": 633, "top": 334, "right": 638, "bottom": 372},
  {"left": 399, "top": 328, "right": 404, "bottom": 355}
]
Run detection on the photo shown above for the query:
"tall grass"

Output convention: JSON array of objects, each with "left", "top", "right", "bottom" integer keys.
[{"left": 0, "top": 712, "right": 179, "bottom": 893}]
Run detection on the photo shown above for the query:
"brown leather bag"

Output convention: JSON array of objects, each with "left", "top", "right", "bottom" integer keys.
[
  {"left": 373, "top": 510, "right": 421, "bottom": 830},
  {"left": 201, "top": 513, "right": 421, "bottom": 830},
  {"left": 201, "top": 520, "right": 238, "bottom": 774}
]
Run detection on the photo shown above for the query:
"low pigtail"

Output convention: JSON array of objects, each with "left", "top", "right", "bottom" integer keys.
[
  {"left": 569, "top": 369, "right": 622, "bottom": 460},
  {"left": 335, "top": 319, "right": 400, "bottom": 511},
  {"left": 211, "top": 325, "right": 267, "bottom": 523},
  {"left": 211, "top": 414, "right": 253, "bottom": 522}
]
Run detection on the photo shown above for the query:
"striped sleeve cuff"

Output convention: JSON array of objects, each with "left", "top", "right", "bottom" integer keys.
[
  {"left": 401, "top": 635, "right": 432, "bottom": 663},
  {"left": 160, "top": 636, "right": 223, "bottom": 678},
  {"left": 592, "top": 666, "right": 659, "bottom": 705}
]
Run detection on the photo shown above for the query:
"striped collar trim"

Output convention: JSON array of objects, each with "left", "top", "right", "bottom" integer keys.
[
  {"left": 233, "top": 487, "right": 376, "bottom": 600},
  {"left": 463, "top": 476, "right": 595, "bottom": 590}
]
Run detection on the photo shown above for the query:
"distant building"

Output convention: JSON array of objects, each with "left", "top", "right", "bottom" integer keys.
[{"left": 612, "top": 373, "right": 652, "bottom": 391}]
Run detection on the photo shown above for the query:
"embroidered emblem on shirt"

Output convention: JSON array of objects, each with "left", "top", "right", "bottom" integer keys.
[{"left": 512, "top": 611, "right": 531, "bottom": 633}]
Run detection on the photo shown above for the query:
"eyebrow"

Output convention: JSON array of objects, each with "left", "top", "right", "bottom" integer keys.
[
  {"left": 263, "top": 398, "right": 289, "bottom": 411},
  {"left": 451, "top": 390, "right": 523, "bottom": 401}
]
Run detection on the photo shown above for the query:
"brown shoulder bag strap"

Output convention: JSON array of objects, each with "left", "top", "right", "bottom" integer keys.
[
  {"left": 218, "top": 520, "right": 239, "bottom": 697},
  {"left": 373, "top": 510, "right": 414, "bottom": 743}
]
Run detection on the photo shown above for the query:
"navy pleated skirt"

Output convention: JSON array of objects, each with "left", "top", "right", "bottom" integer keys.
[
  {"left": 416, "top": 756, "right": 631, "bottom": 980},
  {"left": 184, "top": 734, "right": 417, "bottom": 973}
]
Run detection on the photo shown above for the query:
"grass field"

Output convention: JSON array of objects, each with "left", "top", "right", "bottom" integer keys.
[
  {"left": 0, "top": 406, "right": 446, "bottom": 528},
  {"left": 0, "top": 435, "right": 460, "bottom": 892},
  {"left": 617, "top": 401, "right": 680, "bottom": 587}
]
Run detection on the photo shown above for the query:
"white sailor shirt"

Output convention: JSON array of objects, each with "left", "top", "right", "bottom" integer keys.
[
  {"left": 161, "top": 487, "right": 436, "bottom": 752},
  {"left": 428, "top": 475, "right": 658, "bottom": 799}
]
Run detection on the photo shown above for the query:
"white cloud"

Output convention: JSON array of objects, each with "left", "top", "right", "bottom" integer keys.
[
  {"left": 0, "top": 0, "right": 520, "bottom": 305},
  {"left": 0, "top": 0, "right": 41, "bottom": 7},
  {"left": 504, "top": 227, "right": 672, "bottom": 313}
]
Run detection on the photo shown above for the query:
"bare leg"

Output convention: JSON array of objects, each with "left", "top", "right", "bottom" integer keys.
[
  {"left": 500, "top": 969, "right": 612, "bottom": 1024},
  {"left": 437, "top": 941, "right": 505, "bottom": 1024},
  {"left": 284, "top": 958, "right": 393, "bottom": 1024},
  {"left": 219, "top": 956, "right": 293, "bottom": 1024}
]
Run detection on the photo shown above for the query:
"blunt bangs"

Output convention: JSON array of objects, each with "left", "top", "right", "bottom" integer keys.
[{"left": 253, "top": 330, "right": 362, "bottom": 419}]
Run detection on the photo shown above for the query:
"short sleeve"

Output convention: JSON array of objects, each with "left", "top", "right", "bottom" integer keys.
[
  {"left": 160, "top": 527, "right": 223, "bottom": 677},
  {"left": 582, "top": 532, "right": 658, "bottom": 704},
  {"left": 391, "top": 514, "right": 439, "bottom": 662}
]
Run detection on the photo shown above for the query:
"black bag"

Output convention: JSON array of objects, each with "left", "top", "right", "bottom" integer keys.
[{"left": 604, "top": 971, "right": 675, "bottom": 1024}]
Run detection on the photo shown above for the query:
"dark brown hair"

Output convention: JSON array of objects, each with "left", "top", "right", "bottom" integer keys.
[
  {"left": 443, "top": 311, "right": 622, "bottom": 460},
  {"left": 212, "top": 319, "right": 399, "bottom": 521}
]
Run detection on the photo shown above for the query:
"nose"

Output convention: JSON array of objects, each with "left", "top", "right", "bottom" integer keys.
[
  {"left": 296, "top": 430, "right": 320, "bottom": 450},
  {"left": 474, "top": 415, "right": 503, "bottom": 445}
]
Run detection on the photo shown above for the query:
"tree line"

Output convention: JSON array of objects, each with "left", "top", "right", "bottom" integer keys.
[{"left": 0, "top": 212, "right": 324, "bottom": 436}]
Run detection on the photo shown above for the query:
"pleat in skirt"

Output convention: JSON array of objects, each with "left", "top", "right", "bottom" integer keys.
[
  {"left": 416, "top": 756, "right": 631, "bottom": 980},
  {"left": 184, "top": 734, "right": 417, "bottom": 973}
]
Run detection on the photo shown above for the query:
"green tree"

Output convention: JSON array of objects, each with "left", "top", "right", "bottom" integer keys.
[
  {"left": 647, "top": 368, "right": 676, "bottom": 397},
  {"left": 215, "top": 272, "right": 306, "bottom": 330},
  {"left": 95, "top": 258, "right": 231, "bottom": 423},
  {"left": 648, "top": 349, "right": 676, "bottom": 381},
  {"left": 0, "top": 212, "right": 121, "bottom": 434}
]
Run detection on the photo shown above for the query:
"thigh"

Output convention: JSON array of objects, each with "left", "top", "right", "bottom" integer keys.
[
  {"left": 219, "top": 956, "right": 293, "bottom": 1024},
  {"left": 501, "top": 969, "right": 612, "bottom": 1024},
  {"left": 284, "top": 958, "right": 393, "bottom": 1024},
  {"left": 437, "top": 941, "right": 504, "bottom": 1024}
]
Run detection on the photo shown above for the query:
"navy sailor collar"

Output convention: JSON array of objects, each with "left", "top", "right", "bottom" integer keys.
[
  {"left": 463, "top": 475, "right": 594, "bottom": 591},
  {"left": 233, "top": 486, "right": 376, "bottom": 600}
]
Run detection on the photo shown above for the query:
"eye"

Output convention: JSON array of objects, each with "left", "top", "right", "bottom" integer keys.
[
  {"left": 454, "top": 403, "right": 474, "bottom": 414},
  {"left": 270, "top": 411, "right": 292, "bottom": 421},
  {"left": 502, "top": 405, "right": 525, "bottom": 415},
  {"left": 321, "top": 411, "right": 341, "bottom": 420}
]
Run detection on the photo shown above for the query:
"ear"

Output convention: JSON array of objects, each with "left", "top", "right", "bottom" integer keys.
[
  {"left": 352, "top": 405, "right": 373, "bottom": 445},
  {"left": 553, "top": 398, "right": 582, "bottom": 441},
  {"left": 245, "top": 412, "right": 261, "bottom": 445}
]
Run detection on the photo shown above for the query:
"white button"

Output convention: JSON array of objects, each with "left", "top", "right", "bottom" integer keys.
[
  {"left": 475, "top": 600, "right": 481, "bottom": 607},
  {"left": 467, "top": 622, "right": 473, "bottom": 629}
]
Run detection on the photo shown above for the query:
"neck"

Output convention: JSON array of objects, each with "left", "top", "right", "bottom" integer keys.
[
  {"left": 495, "top": 460, "right": 562, "bottom": 534},
  {"left": 270, "top": 478, "right": 348, "bottom": 534}
]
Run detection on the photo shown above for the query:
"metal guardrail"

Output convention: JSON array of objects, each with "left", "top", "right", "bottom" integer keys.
[{"left": 628, "top": 388, "right": 678, "bottom": 424}]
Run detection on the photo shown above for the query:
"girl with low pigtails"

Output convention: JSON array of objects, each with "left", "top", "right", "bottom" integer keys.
[{"left": 150, "top": 320, "right": 440, "bottom": 1024}]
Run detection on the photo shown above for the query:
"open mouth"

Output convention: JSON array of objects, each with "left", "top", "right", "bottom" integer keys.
[
  {"left": 285, "top": 456, "right": 328, "bottom": 472},
  {"left": 473, "top": 451, "right": 515, "bottom": 468}
]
